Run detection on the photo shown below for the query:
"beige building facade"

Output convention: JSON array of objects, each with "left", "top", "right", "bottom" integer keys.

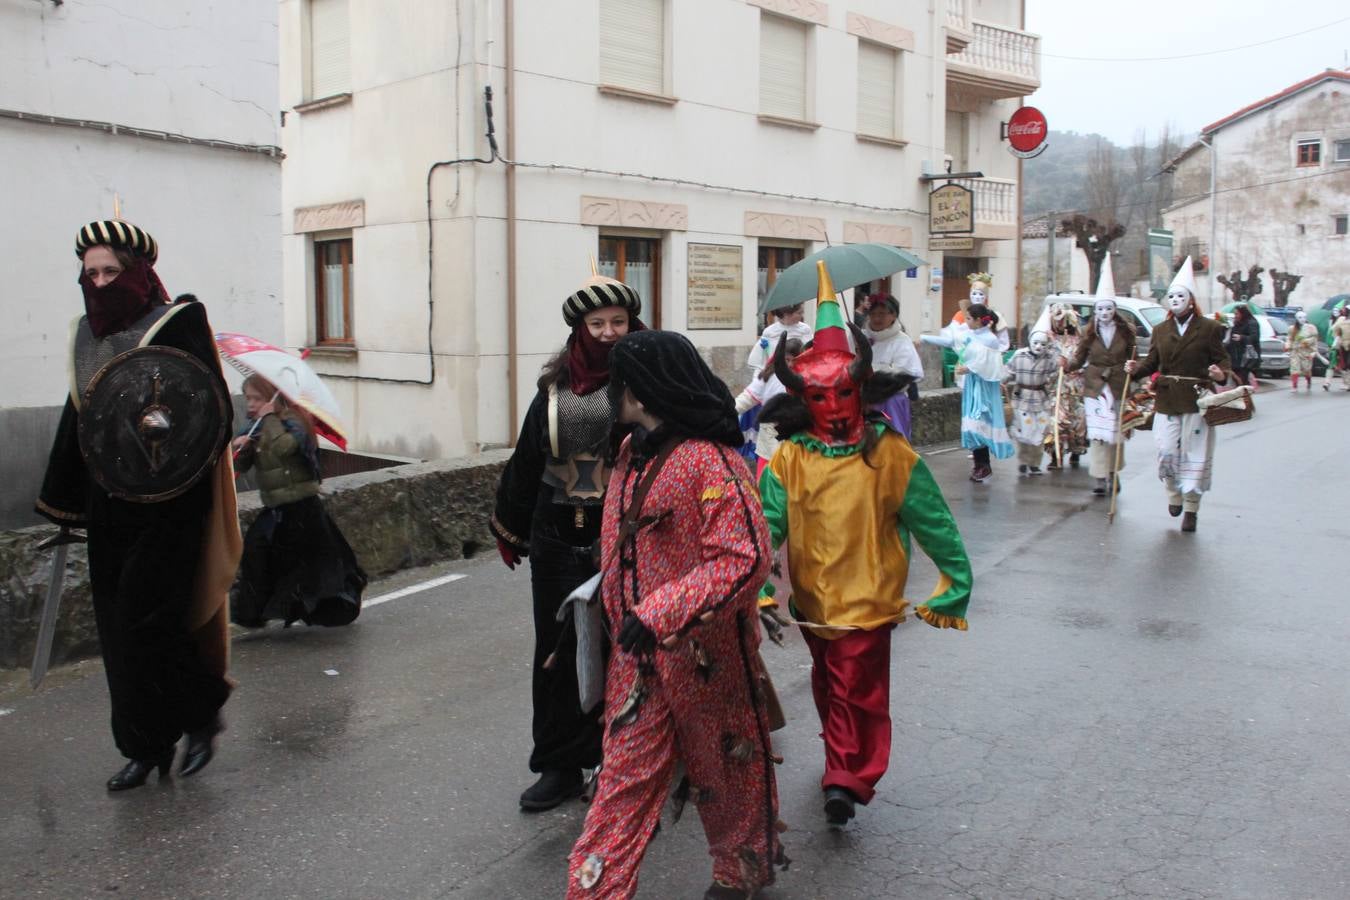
[
  {"left": 1162, "top": 69, "right": 1350, "bottom": 309},
  {"left": 279, "top": 0, "right": 1040, "bottom": 458}
]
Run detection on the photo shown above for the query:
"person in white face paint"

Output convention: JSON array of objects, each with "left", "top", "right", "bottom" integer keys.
[
  {"left": 1003, "top": 330, "right": 1059, "bottom": 475},
  {"left": 1284, "top": 309, "right": 1318, "bottom": 391},
  {"left": 1124, "top": 258, "right": 1232, "bottom": 533},
  {"left": 1063, "top": 257, "right": 1136, "bottom": 495}
]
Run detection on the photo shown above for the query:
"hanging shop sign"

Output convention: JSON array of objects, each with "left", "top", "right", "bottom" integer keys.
[
  {"left": 928, "top": 183, "right": 974, "bottom": 235},
  {"left": 1005, "top": 106, "right": 1048, "bottom": 159}
]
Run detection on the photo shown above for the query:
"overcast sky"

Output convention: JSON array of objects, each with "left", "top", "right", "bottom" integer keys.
[{"left": 1024, "top": 0, "right": 1350, "bottom": 145}]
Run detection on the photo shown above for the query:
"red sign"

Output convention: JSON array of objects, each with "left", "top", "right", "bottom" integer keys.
[{"left": 1007, "top": 106, "right": 1048, "bottom": 158}]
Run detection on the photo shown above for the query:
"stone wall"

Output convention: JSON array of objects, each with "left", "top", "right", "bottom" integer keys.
[
  {"left": 0, "top": 451, "right": 510, "bottom": 671},
  {"left": 1, "top": 387, "right": 961, "bottom": 670}
]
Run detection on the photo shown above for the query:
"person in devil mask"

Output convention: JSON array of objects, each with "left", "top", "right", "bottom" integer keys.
[
  {"left": 490, "top": 270, "right": 643, "bottom": 812},
  {"left": 35, "top": 220, "right": 240, "bottom": 791},
  {"left": 757, "top": 262, "right": 973, "bottom": 827}
]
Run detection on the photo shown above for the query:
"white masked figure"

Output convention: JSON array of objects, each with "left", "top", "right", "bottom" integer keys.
[
  {"left": 1285, "top": 308, "right": 1318, "bottom": 390},
  {"left": 1124, "top": 256, "right": 1233, "bottom": 532},
  {"left": 1003, "top": 328, "right": 1059, "bottom": 475}
]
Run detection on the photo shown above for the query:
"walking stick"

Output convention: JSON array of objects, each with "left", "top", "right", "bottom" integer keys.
[
  {"left": 1108, "top": 371, "right": 1129, "bottom": 523},
  {"left": 1052, "top": 366, "right": 1064, "bottom": 469}
]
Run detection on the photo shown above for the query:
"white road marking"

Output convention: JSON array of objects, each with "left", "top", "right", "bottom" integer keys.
[
  {"left": 0, "top": 708, "right": 14, "bottom": 717},
  {"left": 364, "top": 573, "right": 468, "bottom": 609}
]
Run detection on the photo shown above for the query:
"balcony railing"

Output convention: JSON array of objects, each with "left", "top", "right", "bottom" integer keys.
[
  {"left": 945, "top": 0, "right": 973, "bottom": 53},
  {"left": 947, "top": 20, "right": 1041, "bottom": 99},
  {"left": 952, "top": 176, "right": 1018, "bottom": 240}
]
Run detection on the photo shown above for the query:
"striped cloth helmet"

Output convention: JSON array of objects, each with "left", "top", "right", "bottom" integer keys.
[
  {"left": 75, "top": 220, "right": 159, "bottom": 265},
  {"left": 562, "top": 276, "right": 642, "bottom": 327}
]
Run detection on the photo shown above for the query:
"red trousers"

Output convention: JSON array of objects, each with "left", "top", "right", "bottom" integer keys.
[{"left": 801, "top": 626, "right": 892, "bottom": 804}]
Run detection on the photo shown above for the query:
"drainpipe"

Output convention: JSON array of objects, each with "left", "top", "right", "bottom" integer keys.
[{"left": 504, "top": 0, "right": 519, "bottom": 446}]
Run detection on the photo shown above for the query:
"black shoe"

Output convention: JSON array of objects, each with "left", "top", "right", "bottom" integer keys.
[
  {"left": 1092, "top": 478, "right": 1107, "bottom": 495},
  {"left": 824, "top": 787, "right": 857, "bottom": 826},
  {"left": 1028, "top": 467, "right": 1044, "bottom": 477},
  {"left": 1168, "top": 504, "right": 1182, "bottom": 517},
  {"left": 1069, "top": 454, "right": 1081, "bottom": 469},
  {"left": 107, "top": 755, "right": 173, "bottom": 792},
  {"left": 181, "top": 716, "right": 223, "bottom": 777},
  {"left": 1181, "top": 511, "right": 1198, "bottom": 533},
  {"left": 519, "top": 769, "right": 583, "bottom": 811},
  {"left": 704, "top": 881, "right": 748, "bottom": 900}
]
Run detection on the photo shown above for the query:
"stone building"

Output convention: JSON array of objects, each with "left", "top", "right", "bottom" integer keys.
[
  {"left": 0, "top": 0, "right": 282, "bottom": 529},
  {"left": 278, "top": 0, "right": 1040, "bottom": 458},
  {"left": 1161, "top": 69, "right": 1350, "bottom": 308}
]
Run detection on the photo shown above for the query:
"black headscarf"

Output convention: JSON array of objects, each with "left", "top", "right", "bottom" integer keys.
[{"left": 609, "top": 330, "right": 742, "bottom": 447}]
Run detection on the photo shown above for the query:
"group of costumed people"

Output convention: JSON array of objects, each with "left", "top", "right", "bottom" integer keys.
[
  {"left": 34, "top": 219, "right": 366, "bottom": 794},
  {"left": 491, "top": 262, "right": 972, "bottom": 899}
]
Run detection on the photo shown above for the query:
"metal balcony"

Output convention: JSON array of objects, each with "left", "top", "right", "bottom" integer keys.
[{"left": 946, "top": 20, "right": 1041, "bottom": 100}]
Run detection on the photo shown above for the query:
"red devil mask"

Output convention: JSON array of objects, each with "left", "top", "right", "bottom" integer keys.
[{"left": 774, "top": 322, "right": 873, "bottom": 445}]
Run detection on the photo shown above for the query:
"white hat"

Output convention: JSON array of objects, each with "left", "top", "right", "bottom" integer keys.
[
  {"left": 1094, "top": 254, "right": 1116, "bottom": 300},
  {"left": 1167, "top": 256, "right": 1197, "bottom": 299}
]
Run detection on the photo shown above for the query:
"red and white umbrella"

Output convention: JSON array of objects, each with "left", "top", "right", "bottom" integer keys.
[{"left": 214, "top": 332, "right": 349, "bottom": 450}]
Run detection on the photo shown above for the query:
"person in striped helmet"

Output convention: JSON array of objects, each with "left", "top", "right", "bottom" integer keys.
[
  {"left": 489, "top": 268, "right": 644, "bottom": 812},
  {"left": 36, "top": 220, "right": 239, "bottom": 791}
]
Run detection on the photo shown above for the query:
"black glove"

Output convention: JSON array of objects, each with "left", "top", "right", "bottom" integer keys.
[{"left": 617, "top": 612, "right": 657, "bottom": 656}]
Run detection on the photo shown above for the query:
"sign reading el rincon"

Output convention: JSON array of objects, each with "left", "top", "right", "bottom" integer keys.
[
  {"left": 686, "top": 243, "right": 743, "bottom": 330},
  {"left": 928, "top": 183, "right": 974, "bottom": 235},
  {"left": 1007, "top": 106, "right": 1048, "bottom": 158}
]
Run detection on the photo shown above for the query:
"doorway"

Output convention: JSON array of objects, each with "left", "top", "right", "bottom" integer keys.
[{"left": 941, "top": 255, "right": 982, "bottom": 324}]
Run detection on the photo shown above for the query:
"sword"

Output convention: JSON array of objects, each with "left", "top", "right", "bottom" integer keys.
[{"left": 30, "top": 528, "right": 87, "bottom": 689}]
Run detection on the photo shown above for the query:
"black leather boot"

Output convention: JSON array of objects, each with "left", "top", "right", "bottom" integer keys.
[
  {"left": 107, "top": 755, "right": 173, "bottom": 792},
  {"left": 824, "top": 787, "right": 857, "bottom": 826},
  {"left": 181, "top": 716, "right": 223, "bottom": 777},
  {"left": 519, "top": 770, "right": 583, "bottom": 811}
]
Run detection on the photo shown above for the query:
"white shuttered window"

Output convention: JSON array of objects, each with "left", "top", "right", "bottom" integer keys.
[
  {"left": 310, "top": 0, "right": 351, "bottom": 100},
  {"left": 600, "top": 0, "right": 665, "bottom": 95},
  {"left": 759, "top": 14, "right": 808, "bottom": 121},
  {"left": 857, "top": 41, "right": 897, "bottom": 138}
]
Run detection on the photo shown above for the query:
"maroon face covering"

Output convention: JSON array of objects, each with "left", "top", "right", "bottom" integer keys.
[
  {"left": 565, "top": 313, "right": 644, "bottom": 395},
  {"left": 79, "top": 256, "right": 169, "bottom": 338}
]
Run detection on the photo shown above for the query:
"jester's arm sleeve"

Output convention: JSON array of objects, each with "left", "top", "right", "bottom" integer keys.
[
  {"left": 755, "top": 463, "right": 790, "bottom": 606},
  {"left": 899, "top": 458, "right": 973, "bottom": 630},
  {"left": 633, "top": 451, "right": 773, "bottom": 641}
]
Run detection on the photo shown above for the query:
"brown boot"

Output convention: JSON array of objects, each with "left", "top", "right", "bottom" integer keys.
[{"left": 1181, "top": 511, "right": 1197, "bottom": 533}]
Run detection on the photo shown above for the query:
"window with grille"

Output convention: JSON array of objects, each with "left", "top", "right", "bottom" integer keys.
[
  {"left": 759, "top": 13, "right": 809, "bottom": 121},
  {"left": 599, "top": 236, "right": 661, "bottom": 327},
  {"left": 315, "top": 237, "right": 354, "bottom": 344},
  {"left": 857, "top": 41, "right": 898, "bottom": 138},
  {"left": 599, "top": 0, "right": 665, "bottom": 95},
  {"left": 310, "top": 0, "right": 351, "bottom": 100},
  {"left": 1296, "top": 139, "right": 1321, "bottom": 167},
  {"left": 1336, "top": 215, "right": 1348, "bottom": 236}
]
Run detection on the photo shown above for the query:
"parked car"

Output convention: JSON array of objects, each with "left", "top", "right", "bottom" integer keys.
[
  {"left": 1255, "top": 315, "right": 1290, "bottom": 377},
  {"left": 1033, "top": 293, "right": 1166, "bottom": 359}
]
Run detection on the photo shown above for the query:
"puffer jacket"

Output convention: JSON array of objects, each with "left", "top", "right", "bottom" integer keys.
[{"left": 237, "top": 414, "right": 320, "bottom": 508}]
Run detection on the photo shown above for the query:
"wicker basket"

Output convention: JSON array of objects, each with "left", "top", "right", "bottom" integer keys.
[{"left": 1201, "top": 389, "right": 1255, "bottom": 426}]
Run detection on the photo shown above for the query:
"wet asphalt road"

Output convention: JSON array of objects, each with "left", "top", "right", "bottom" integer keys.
[{"left": 2, "top": 384, "right": 1348, "bottom": 900}]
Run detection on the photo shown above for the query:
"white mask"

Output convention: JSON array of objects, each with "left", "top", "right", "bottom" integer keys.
[
  {"left": 1094, "top": 300, "right": 1116, "bottom": 326},
  {"left": 1029, "top": 332, "right": 1049, "bottom": 354},
  {"left": 1295, "top": 311, "right": 1308, "bottom": 324},
  {"left": 969, "top": 287, "right": 987, "bottom": 306},
  {"left": 1166, "top": 287, "right": 1192, "bottom": 315}
]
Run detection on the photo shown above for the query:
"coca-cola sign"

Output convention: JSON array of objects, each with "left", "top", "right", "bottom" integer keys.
[{"left": 1006, "top": 106, "right": 1048, "bottom": 158}]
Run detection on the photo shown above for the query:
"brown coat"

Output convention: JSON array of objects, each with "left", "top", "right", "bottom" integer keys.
[
  {"left": 1133, "top": 314, "right": 1233, "bottom": 415},
  {"left": 1068, "top": 316, "right": 1136, "bottom": 398}
]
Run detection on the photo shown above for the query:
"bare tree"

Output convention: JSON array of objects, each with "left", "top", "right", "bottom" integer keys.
[
  {"left": 1062, "top": 214, "right": 1127, "bottom": 294},
  {"left": 1216, "top": 265, "right": 1264, "bottom": 302},
  {"left": 1085, "top": 137, "right": 1122, "bottom": 223},
  {"left": 1269, "top": 270, "right": 1303, "bottom": 307}
]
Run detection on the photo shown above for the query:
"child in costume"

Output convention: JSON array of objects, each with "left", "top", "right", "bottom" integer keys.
[{"left": 758, "top": 262, "right": 973, "bottom": 826}]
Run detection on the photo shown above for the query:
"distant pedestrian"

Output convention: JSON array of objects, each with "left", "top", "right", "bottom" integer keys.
[
  {"left": 1285, "top": 310, "right": 1317, "bottom": 391},
  {"left": 230, "top": 374, "right": 366, "bottom": 629},
  {"left": 1225, "top": 305, "right": 1261, "bottom": 387},
  {"left": 1125, "top": 257, "right": 1233, "bottom": 533},
  {"left": 1004, "top": 330, "right": 1058, "bottom": 476},
  {"left": 567, "top": 330, "right": 783, "bottom": 900},
  {"left": 490, "top": 271, "right": 644, "bottom": 811},
  {"left": 1323, "top": 307, "right": 1350, "bottom": 391}
]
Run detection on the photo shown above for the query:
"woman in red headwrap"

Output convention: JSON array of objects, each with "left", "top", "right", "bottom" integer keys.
[{"left": 489, "top": 272, "right": 643, "bottom": 811}]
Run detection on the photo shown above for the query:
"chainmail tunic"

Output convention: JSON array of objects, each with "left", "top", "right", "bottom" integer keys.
[
  {"left": 542, "top": 385, "right": 615, "bottom": 505},
  {"left": 72, "top": 306, "right": 170, "bottom": 405}
]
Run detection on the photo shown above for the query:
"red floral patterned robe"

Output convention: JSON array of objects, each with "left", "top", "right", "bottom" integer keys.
[{"left": 567, "top": 437, "right": 782, "bottom": 899}]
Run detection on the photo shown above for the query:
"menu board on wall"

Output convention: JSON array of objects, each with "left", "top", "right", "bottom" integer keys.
[{"left": 686, "top": 243, "right": 743, "bottom": 330}]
